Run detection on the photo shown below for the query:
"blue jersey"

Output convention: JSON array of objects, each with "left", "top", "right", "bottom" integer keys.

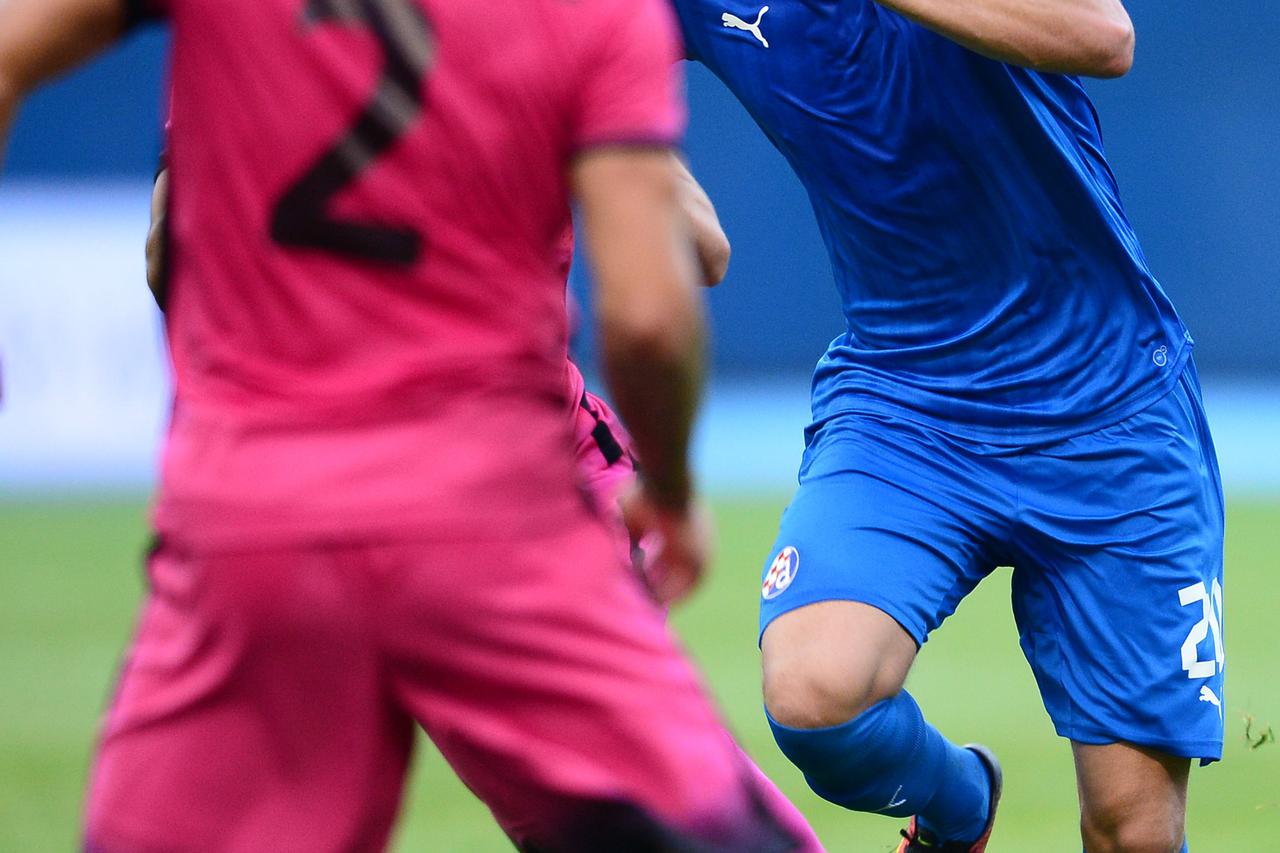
[{"left": 673, "top": 0, "right": 1192, "bottom": 443}]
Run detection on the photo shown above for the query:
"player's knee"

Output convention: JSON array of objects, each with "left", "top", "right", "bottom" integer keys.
[
  {"left": 763, "top": 667, "right": 857, "bottom": 729},
  {"left": 762, "top": 655, "right": 899, "bottom": 730},
  {"left": 761, "top": 600, "right": 916, "bottom": 730},
  {"left": 1080, "top": 798, "right": 1185, "bottom": 853}
]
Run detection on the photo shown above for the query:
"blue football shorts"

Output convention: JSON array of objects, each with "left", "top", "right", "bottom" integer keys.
[{"left": 759, "top": 361, "right": 1225, "bottom": 762}]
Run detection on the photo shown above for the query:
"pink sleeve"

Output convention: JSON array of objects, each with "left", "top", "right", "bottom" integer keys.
[{"left": 571, "top": 0, "right": 687, "bottom": 152}]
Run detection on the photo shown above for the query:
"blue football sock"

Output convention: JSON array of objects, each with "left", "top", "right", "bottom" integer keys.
[
  {"left": 767, "top": 690, "right": 990, "bottom": 842},
  {"left": 913, "top": 740, "right": 990, "bottom": 842}
]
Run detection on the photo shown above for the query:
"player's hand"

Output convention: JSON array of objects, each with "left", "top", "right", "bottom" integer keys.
[
  {"left": 621, "top": 485, "right": 713, "bottom": 607},
  {"left": 673, "top": 154, "right": 730, "bottom": 287},
  {"left": 146, "top": 166, "right": 170, "bottom": 307}
]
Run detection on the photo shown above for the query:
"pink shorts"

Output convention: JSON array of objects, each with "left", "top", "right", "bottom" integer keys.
[
  {"left": 572, "top": 389, "right": 637, "bottom": 511},
  {"left": 572, "top": 389, "right": 681, "bottom": 597},
  {"left": 85, "top": 514, "right": 805, "bottom": 852}
]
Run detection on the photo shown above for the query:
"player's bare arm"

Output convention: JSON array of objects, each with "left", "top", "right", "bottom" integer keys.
[
  {"left": 872, "top": 0, "right": 1134, "bottom": 78},
  {"left": 0, "top": 0, "right": 127, "bottom": 163},
  {"left": 574, "top": 147, "right": 711, "bottom": 605},
  {"left": 675, "top": 154, "right": 732, "bottom": 286},
  {"left": 0, "top": 81, "right": 15, "bottom": 158}
]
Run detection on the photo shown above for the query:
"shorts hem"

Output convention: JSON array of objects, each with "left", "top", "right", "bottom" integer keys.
[
  {"left": 759, "top": 590, "right": 928, "bottom": 648},
  {"left": 1054, "top": 723, "right": 1223, "bottom": 765}
]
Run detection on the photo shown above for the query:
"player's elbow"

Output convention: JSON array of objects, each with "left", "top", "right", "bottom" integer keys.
[
  {"left": 1022, "top": 11, "right": 1134, "bottom": 78},
  {"left": 598, "top": 276, "right": 704, "bottom": 368},
  {"left": 600, "top": 305, "right": 701, "bottom": 369},
  {"left": 1085, "top": 15, "right": 1135, "bottom": 78},
  {"left": 1065, "top": 11, "right": 1133, "bottom": 78}
]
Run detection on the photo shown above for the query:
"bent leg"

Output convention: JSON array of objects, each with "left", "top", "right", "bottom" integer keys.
[
  {"left": 379, "top": 521, "right": 814, "bottom": 852},
  {"left": 740, "top": 754, "right": 825, "bottom": 852},
  {"left": 756, "top": 413, "right": 1012, "bottom": 845},
  {"left": 762, "top": 601, "right": 991, "bottom": 843},
  {"left": 84, "top": 543, "right": 413, "bottom": 853},
  {"left": 1074, "top": 743, "right": 1189, "bottom": 853}
]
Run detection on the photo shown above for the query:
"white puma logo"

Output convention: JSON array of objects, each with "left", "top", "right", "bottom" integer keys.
[
  {"left": 880, "top": 784, "right": 907, "bottom": 812},
  {"left": 1199, "top": 685, "right": 1223, "bottom": 718},
  {"left": 722, "top": 6, "right": 770, "bottom": 48}
]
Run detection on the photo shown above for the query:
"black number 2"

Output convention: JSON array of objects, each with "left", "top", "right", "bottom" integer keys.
[{"left": 271, "top": 0, "right": 435, "bottom": 266}]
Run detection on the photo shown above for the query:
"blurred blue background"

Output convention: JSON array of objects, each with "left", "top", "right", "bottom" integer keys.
[{"left": 2, "top": 3, "right": 1277, "bottom": 495}]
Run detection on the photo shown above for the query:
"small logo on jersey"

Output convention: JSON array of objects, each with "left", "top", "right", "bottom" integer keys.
[
  {"left": 762, "top": 545, "right": 798, "bottom": 600},
  {"left": 879, "top": 785, "right": 908, "bottom": 812},
  {"left": 1152, "top": 345, "right": 1169, "bottom": 367},
  {"left": 722, "top": 6, "right": 770, "bottom": 48},
  {"left": 1198, "top": 685, "right": 1222, "bottom": 718}
]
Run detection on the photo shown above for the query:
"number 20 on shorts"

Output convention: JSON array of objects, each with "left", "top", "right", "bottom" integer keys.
[{"left": 1178, "top": 578, "right": 1224, "bottom": 680}]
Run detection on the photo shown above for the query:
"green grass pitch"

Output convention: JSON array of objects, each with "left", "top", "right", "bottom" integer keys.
[{"left": 2, "top": 498, "right": 1276, "bottom": 850}]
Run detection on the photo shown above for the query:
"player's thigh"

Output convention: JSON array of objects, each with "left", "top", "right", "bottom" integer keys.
[
  {"left": 1073, "top": 742, "right": 1189, "bottom": 852},
  {"left": 85, "top": 542, "right": 412, "bottom": 853},
  {"left": 758, "top": 415, "right": 1007, "bottom": 725},
  {"left": 379, "top": 521, "right": 801, "bottom": 852},
  {"left": 1012, "top": 364, "right": 1225, "bottom": 765}
]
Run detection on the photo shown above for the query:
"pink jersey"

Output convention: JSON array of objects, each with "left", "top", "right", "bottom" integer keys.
[{"left": 147, "top": 0, "right": 685, "bottom": 547}]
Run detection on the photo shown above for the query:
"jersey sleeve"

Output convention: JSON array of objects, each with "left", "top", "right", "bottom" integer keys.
[
  {"left": 669, "top": 0, "right": 702, "bottom": 63},
  {"left": 571, "top": 0, "right": 687, "bottom": 152}
]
